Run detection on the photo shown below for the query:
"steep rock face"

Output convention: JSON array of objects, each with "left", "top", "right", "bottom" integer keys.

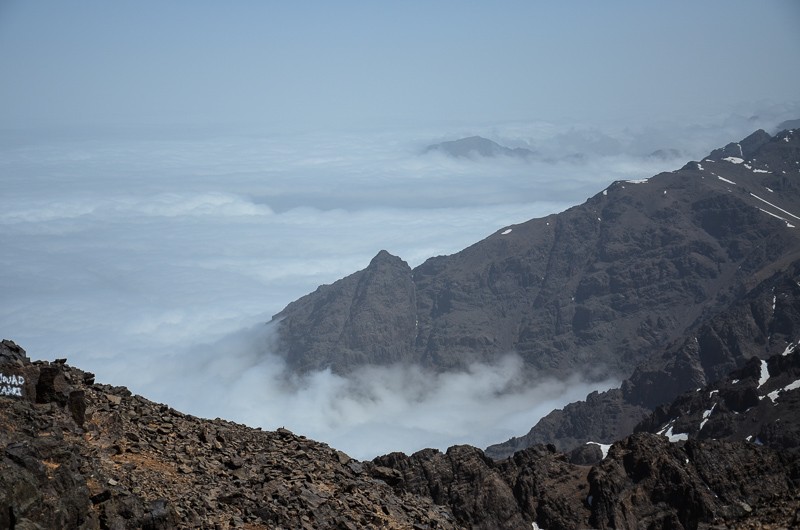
[
  {"left": 273, "top": 250, "right": 417, "bottom": 373},
  {"left": 273, "top": 129, "right": 800, "bottom": 380},
  {"left": 487, "top": 256, "right": 800, "bottom": 457}
]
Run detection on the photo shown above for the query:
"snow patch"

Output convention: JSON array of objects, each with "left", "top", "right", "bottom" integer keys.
[
  {"left": 766, "top": 187, "right": 774, "bottom": 193},
  {"left": 586, "top": 441, "right": 611, "bottom": 458},
  {"left": 625, "top": 179, "right": 649, "bottom": 184},
  {"left": 697, "top": 163, "right": 704, "bottom": 171},
  {"left": 757, "top": 360, "right": 770, "bottom": 389},
  {"left": 751, "top": 193, "right": 800, "bottom": 221},
  {"left": 753, "top": 169, "right": 769, "bottom": 174},
  {"left": 699, "top": 403, "right": 716, "bottom": 431},
  {"left": 785, "top": 379, "right": 800, "bottom": 392},
  {"left": 717, "top": 175, "right": 737, "bottom": 185},
  {"left": 658, "top": 421, "right": 688, "bottom": 442},
  {"left": 723, "top": 156, "right": 744, "bottom": 164},
  {"left": 732, "top": 379, "right": 739, "bottom": 384},
  {"left": 709, "top": 390, "right": 718, "bottom": 397},
  {"left": 744, "top": 163, "right": 752, "bottom": 170},
  {"left": 602, "top": 189, "right": 608, "bottom": 196},
  {"left": 782, "top": 343, "right": 796, "bottom": 356},
  {"left": 501, "top": 228, "right": 512, "bottom": 235}
]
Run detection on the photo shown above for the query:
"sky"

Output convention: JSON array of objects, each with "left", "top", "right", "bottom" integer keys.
[
  {"left": 1, "top": 1, "right": 799, "bottom": 132},
  {"left": 1, "top": 1, "right": 799, "bottom": 459}
]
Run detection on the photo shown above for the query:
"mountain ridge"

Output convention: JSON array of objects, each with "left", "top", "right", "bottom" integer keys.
[{"left": 272, "top": 126, "right": 800, "bottom": 456}]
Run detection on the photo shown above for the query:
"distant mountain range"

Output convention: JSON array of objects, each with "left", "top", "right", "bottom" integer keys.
[
  {"left": 424, "top": 135, "right": 536, "bottom": 159},
  {"left": 272, "top": 125, "right": 800, "bottom": 456}
]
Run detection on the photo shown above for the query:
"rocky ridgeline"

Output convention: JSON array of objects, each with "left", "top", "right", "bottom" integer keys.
[
  {"left": 4, "top": 338, "right": 800, "bottom": 529},
  {"left": 273, "top": 128, "right": 800, "bottom": 457},
  {"left": 0, "top": 340, "right": 456, "bottom": 529}
]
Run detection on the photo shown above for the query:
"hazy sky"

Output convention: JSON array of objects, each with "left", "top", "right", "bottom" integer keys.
[
  {"left": 1, "top": 1, "right": 800, "bottom": 459},
  {"left": 1, "top": 0, "right": 798, "bottom": 132}
]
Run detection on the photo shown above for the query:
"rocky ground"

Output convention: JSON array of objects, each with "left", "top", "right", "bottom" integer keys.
[
  {"left": 4, "top": 338, "right": 800, "bottom": 529},
  {"left": 0, "top": 340, "right": 456, "bottom": 529}
]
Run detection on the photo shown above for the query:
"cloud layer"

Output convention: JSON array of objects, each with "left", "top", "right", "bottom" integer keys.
[{"left": 1, "top": 111, "right": 796, "bottom": 457}]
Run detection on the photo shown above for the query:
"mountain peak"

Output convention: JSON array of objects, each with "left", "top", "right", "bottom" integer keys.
[{"left": 424, "top": 136, "right": 535, "bottom": 159}]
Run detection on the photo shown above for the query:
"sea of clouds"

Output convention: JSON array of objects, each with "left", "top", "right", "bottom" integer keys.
[{"left": 0, "top": 111, "right": 794, "bottom": 458}]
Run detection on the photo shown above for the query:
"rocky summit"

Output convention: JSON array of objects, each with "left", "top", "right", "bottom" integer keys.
[
  {"left": 4, "top": 338, "right": 800, "bottom": 529},
  {"left": 273, "top": 127, "right": 800, "bottom": 456}
]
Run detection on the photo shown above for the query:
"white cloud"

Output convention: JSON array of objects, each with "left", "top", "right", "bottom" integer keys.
[{"left": 0, "top": 113, "right": 796, "bottom": 458}]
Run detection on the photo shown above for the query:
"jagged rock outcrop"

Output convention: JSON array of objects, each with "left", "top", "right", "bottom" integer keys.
[
  {"left": 273, "top": 250, "right": 418, "bottom": 373},
  {"left": 0, "top": 340, "right": 457, "bottom": 529},
  {"left": 4, "top": 338, "right": 800, "bottom": 529},
  {"left": 369, "top": 434, "right": 800, "bottom": 529}
]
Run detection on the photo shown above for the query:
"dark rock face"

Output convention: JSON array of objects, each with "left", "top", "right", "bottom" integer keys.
[
  {"left": 275, "top": 129, "right": 800, "bottom": 378},
  {"left": 273, "top": 250, "right": 418, "bottom": 373},
  {"left": 424, "top": 136, "right": 536, "bottom": 159},
  {"left": 370, "top": 433, "right": 800, "bottom": 529},
  {"left": 487, "top": 256, "right": 800, "bottom": 457},
  {"left": 274, "top": 128, "right": 800, "bottom": 455}
]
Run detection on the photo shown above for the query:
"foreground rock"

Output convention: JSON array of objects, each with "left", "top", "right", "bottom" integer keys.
[
  {"left": 4, "top": 338, "right": 800, "bottom": 529},
  {"left": 0, "top": 340, "right": 456, "bottom": 529}
]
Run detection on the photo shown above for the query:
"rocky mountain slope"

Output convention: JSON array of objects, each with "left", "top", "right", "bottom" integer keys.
[
  {"left": 4, "top": 338, "right": 800, "bottom": 529},
  {"left": 272, "top": 127, "right": 800, "bottom": 453},
  {"left": 0, "top": 340, "right": 455, "bottom": 529}
]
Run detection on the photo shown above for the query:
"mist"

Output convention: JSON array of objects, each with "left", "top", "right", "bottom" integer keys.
[{"left": 1, "top": 112, "right": 798, "bottom": 458}]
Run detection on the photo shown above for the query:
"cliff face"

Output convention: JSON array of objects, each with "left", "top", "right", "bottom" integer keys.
[
  {"left": 274, "top": 129, "right": 800, "bottom": 379},
  {"left": 273, "top": 128, "right": 800, "bottom": 453}
]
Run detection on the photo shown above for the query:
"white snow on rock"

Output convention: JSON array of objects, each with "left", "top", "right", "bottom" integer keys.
[
  {"left": 658, "top": 421, "right": 688, "bottom": 442},
  {"left": 757, "top": 360, "right": 770, "bottom": 389},
  {"left": 732, "top": 379, "right": 739, "bottom": 384},
  {"left": 750, "top": 193, "right": 800, "bottom": 221},
  {"left": 602, "top": 189, "right": 608, "bottom": 196},
  {"left": 782, "top": 343, "right": 796, "bottom": 356},
  {"left": 723, "top": 156, "right": 744, "bottom": 164},
  {"left": 665, "top": 425, "right": 688, "bottom": 442},
  {"left": 717, "top": 175, "right": 737, "bottom": 185},
  {"left": 625, "top": 179, "right": 649, "bottom": 184},
  {"left": 753, "top": 169, "right": 769, "bottom": 174},
  {"left": 586, "top": 441, "right": 611, "bottom": 458},
  {"left": 785, "top": 379, "right": 800, "bottom": 392},
  {"left": 697, "top": 163, "right": 704, "bottom": 171},
  {"left": 699, "top": 403, "right": 717, "bottom": 431},
  {"left": 501, "top": 228, "right": 512, "bottom": 235},
  {"left": 766, "top": 187, "right": 774, "bottom": 192}
]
